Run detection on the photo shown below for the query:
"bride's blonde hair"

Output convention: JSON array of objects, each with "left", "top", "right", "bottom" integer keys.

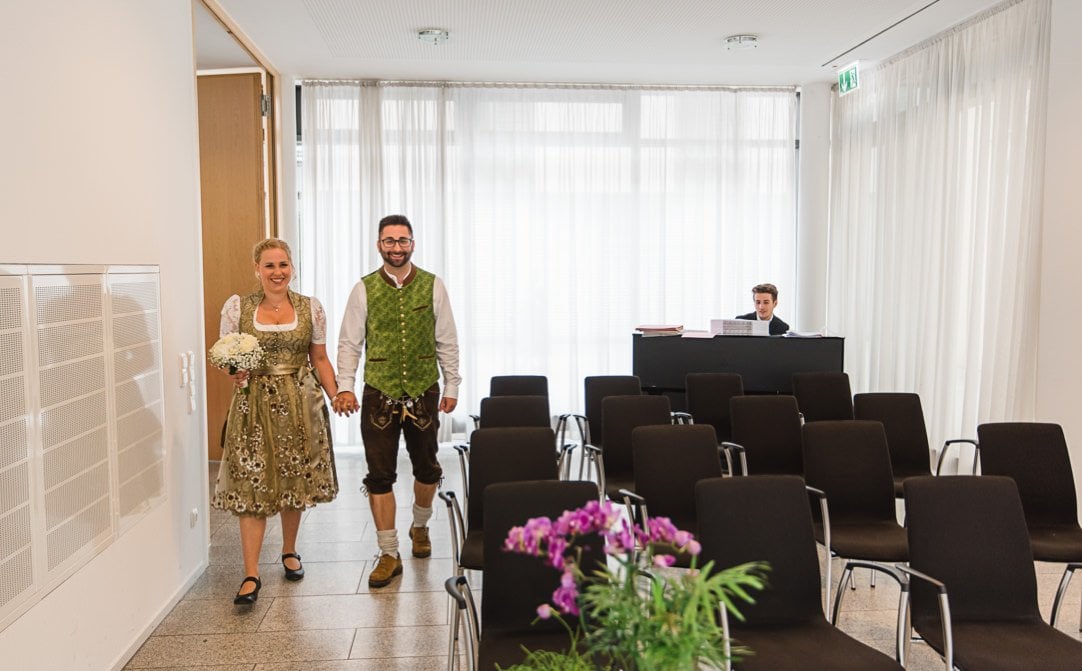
[{"left": 252, "top": 238, "right": 293, "bottom": 264}]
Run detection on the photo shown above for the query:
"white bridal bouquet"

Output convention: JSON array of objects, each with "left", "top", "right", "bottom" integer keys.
[{"left": 208, "top": 333, "right": 265, "bottom": 394}]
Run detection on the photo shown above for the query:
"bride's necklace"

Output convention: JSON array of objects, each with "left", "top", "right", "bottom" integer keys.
[{"left": 261, "top": 295, "right": 289, "bottom": 324}]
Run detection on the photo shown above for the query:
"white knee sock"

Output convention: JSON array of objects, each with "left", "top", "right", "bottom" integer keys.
[
  {"left": 412, "top": 502, "right": 433, "bottom": 529},
  {"left": 376, "top": 529, "right": 399, "bottom": 557}
]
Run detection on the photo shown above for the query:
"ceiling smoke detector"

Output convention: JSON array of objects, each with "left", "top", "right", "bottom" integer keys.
[
  {"left": 724, "top": 34, "right": 759, "bottom": 51},
  {"left": 417, "top": 28, "right": 450, "bottom": 46}
]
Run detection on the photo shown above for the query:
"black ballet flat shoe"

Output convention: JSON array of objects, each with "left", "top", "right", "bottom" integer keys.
[
  {"left": 282, "top": 552, "right": 305, "bottom": 581},
  {"left": 233, "top": 576, "right": 261, "bottom": 605}
]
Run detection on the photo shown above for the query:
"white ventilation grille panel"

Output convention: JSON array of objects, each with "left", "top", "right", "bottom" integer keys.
[
  {"left": 0, "top": 276, "right": 34, "bottom": 619},
  {"left": 32, "top": 274, "right": 113, "bottom": 576},
  {"left": 0, "top": 266, "right": 166, "bottom": 632},
  {"left": 109, "top": 273, "right": 165, "bottom": 527}
]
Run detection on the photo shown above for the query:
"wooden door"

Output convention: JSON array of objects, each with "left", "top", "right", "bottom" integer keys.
[{"left": 197, "top": 72, "right": 270, "bottom": 460}]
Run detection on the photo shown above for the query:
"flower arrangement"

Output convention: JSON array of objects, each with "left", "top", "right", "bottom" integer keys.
[
  {"left": 208, "top": 332, "right": 265, "bottom": 395},
  {"left": 503, "top": 500, "right": 767, "bottom": 671}
]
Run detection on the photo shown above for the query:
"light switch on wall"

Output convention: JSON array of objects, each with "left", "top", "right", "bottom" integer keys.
[{"left": 179, "top": 353, "right": 189, "bottom": 387}]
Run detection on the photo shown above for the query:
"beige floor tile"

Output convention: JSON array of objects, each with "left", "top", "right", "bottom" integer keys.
[
  {"left": 348, "top": 625, "right": 450, "bottom": 659},
  {"left": 255, "top": 656, "right": 449, "bottom": 670},
  {"left": 124, "top": 665, "right": 255, "bottom": 671},
  {"left": 124, "top": 629, "right": 356, "bottom": 668},
  {"left": 257, "top": 592, "right": 448, "bottom": 631}
]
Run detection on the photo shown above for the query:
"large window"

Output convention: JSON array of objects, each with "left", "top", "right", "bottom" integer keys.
[{"left": 300, "top": 82, "right": 797, "bottom": 435}]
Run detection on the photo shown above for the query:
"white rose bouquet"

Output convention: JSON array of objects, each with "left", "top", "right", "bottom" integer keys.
[{"left": 209, "top": 333, "right": 265, "bottom": 395}]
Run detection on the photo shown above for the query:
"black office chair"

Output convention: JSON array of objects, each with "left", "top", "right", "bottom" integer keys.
[
  {"left": 439, "top": 427, "right": 561, "bottom": 576},
  {"left": 621, "top": 424, "right": 723, "bottom": 566},
  {"left": 802, "top": 420, "right": 908, "bottom": 644},
  {"left": 853, "top": 392, "right": 934, "bottom": 496},
  {"left": 445, "top": 480, "right": 603, "bottom": 670},
  {"left": 587, "top": 394, "right": 671, "bottom": 499},
  {"left": 685, "top": 372, "right": 744, "bottom": 444},
  {"left": 696, "top": 476, "right": 904, "bottom": 670},
  {"left": 490, "top": 374, "right": 548, "bottom": 397},
  {"left": 556, "top": 375, "right": 643, "bottom": 480},
  {"left": 727, "top": 395, "right": 803, "bottom": 476},
  {"left": 977, "top": 422, "right": 1082, "bottom": 629},
  {"left": 455, "top": 395, "right": 566, "bottom": 501},
  {"left": 791, "top": 372, "right": 854, "bottom": 422},
  {"left": 900, "top": 476, "right": 1082, "bottom": 670}
]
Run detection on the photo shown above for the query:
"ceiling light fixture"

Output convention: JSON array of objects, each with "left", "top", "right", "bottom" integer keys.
[
  {"left": 417, "top": 28, "right": 450, "bottom": 46},
  {"left": 724, "top": 34, "right": 759, "bottom": 51}
]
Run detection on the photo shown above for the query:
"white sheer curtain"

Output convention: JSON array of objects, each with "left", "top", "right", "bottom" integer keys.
[
  {"left": 828, "top": 0, "right": 1050, "bottom": 452},
  {"left": 301, "top": 81, "right": 797, "bottom": 440}
]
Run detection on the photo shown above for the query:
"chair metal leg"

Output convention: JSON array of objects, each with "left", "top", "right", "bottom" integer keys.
[
  {"left": 1048, "top": 563, "right": 1078, "bottom": 629},
  {"left": 831, "top": 563, "right": 853, "bottom": 624}
]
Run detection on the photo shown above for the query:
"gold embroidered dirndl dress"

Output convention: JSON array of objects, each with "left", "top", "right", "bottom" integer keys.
[{"left": 212, "top": 291, "right": 338, "bottom": 516}]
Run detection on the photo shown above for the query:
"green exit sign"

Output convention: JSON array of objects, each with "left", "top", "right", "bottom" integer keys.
[{"left": 838, "top": 61, "right": 860, "bottom": 96}]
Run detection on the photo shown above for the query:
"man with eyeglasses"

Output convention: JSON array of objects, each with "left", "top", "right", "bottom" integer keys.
[{"left": 333, "top": 214, "right": 461, "bottom": 588}]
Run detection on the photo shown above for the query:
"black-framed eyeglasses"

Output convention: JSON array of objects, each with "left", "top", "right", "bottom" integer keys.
[{"left": 379, "top": 237, "right": 414, "bottom": 248}]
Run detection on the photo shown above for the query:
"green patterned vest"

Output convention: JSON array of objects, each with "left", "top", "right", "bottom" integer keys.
[{"left": 362, "top": 268, "right": 439, "bottom": 399}]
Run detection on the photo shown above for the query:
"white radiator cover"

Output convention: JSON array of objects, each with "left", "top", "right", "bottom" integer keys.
[{"left": 0, "top": 265, "right": 165, "bottom": 632}]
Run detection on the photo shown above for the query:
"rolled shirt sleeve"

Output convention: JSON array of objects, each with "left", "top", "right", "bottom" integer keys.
[
  {"left": 335, "top": 282, "right": 368, "bottom": 395},
  {"left": 433, "top": 277, "right": 461, "bottom": 399}
]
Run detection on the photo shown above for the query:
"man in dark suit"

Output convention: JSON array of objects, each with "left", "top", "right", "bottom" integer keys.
[{"left": 736, "top": 283, "right": 790, "bottom": 335}]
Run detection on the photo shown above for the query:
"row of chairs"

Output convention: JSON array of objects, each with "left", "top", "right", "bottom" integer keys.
[
  {"left": 444, "top": 453, "right": 1082, "bottom": 670},
  {"left": 445, "top": 373, "right": 1082, "bottom": 669}
]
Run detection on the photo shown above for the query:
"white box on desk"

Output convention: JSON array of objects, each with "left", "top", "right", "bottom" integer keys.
[{"left": 710, "top": 318, "right": 769, "bottom": 336}]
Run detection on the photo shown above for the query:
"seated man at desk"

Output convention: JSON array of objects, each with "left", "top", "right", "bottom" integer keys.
[{"left": 736, "top": 283, "right": 790, "bottom": 335}]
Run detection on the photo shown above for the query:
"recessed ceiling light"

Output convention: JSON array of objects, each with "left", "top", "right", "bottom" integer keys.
[
  {"left": 724, "top": 34, "right": 759, "bottom": 51},
  {"left": 417, "top": 28, "right": 450, "bottom": 45}
]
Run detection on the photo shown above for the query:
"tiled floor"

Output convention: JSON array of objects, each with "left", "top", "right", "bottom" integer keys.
[{"left": 124, "top": 444, "right": 1082, "bottom": 669}]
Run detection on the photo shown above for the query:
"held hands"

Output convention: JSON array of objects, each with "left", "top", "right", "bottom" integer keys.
[
  {"left": 331, "top": 392, "right": 457, "bottom": 416},
  {"left": 332, "top": 391, "right": 360, "bottom": 416}
]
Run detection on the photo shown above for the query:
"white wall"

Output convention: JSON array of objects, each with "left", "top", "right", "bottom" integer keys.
[
  {"left": 0, "top": 1, "right": 209, "bottom": 669},
  {"left": 1038, "top": 0, "right": 1082, "bottom": 517}
]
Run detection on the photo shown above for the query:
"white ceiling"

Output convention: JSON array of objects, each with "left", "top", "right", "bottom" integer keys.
[{"left": 201, "top": 0, "right": 1007, "bottom": 85}]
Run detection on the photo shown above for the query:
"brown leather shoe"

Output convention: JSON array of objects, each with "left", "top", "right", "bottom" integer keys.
[
  {"left": 368, "top": 553, "right": 403, "bottom": 588},
  {"left": 409, "top": 526, "right": 431, "bottom": 558}
]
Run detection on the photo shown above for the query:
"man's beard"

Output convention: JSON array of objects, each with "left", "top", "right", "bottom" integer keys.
[{"left": 381, "top": 249, "right": 412, "bottom": 268}]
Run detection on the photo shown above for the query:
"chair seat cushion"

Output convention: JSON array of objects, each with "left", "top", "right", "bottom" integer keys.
[
  {"left": 731, "top": 618, "right": 902, "bottom": 670},
  {"left": 460, "top": 530, "right": 484, "bottom": 570},
  {"left": 1029, "top": 524, "right": 1082, "bottom": 562},
  {"left": 914, "top": 617, "right": 1082, "bottom": 671},
  {"left": 817, "top": 521, "right": 908, "bottom": 562}
]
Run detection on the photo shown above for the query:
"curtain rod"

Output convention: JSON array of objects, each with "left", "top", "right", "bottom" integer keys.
[{"left": 300, "top": 78, "right": 797, "bottom": 93}]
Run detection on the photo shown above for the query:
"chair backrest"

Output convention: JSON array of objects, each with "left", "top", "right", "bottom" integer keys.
[
  {"left": 467, "top": 427, "right": 560, "bottom": 531},
  {"left": 729, "top": 395, "right": 803, "bottom": 475},
  {"left": 684, "top": 373, "right": 744, "bottom": 443},
  {"left": 632, "top": 424, "right": 722, "bottom": 531},
  {"left": 853, "top": 393, "right": 931, "bottom": 476},
  {"left": 792, "top": 372, "right": 854, "bottom": 422},
  {"left": 584, "top": 375, "right": 641, "bottom": 446},
  {"left": 696, "top": 475, "right": 823, "bottom": 625},
  {"left": 601, "top": 395, "right": 671, "bottom": 477},
  {"left": 490, "top": 375, "right": 549, "bottom": 397},
  {"left": 478, "top": 395, "right": 551, "bottom": 429},
  {"left": 977, "top": 422, "right": 1079, "bottom": 529},
  {"left": 482, "top": 480, "right": 603, "bottom": 632},
  {"left": 802, "top": 420, "right": 897, "bottom": 523},
  {"left": 904, "top": 476, "right": 1040, "bottom": 623}
]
